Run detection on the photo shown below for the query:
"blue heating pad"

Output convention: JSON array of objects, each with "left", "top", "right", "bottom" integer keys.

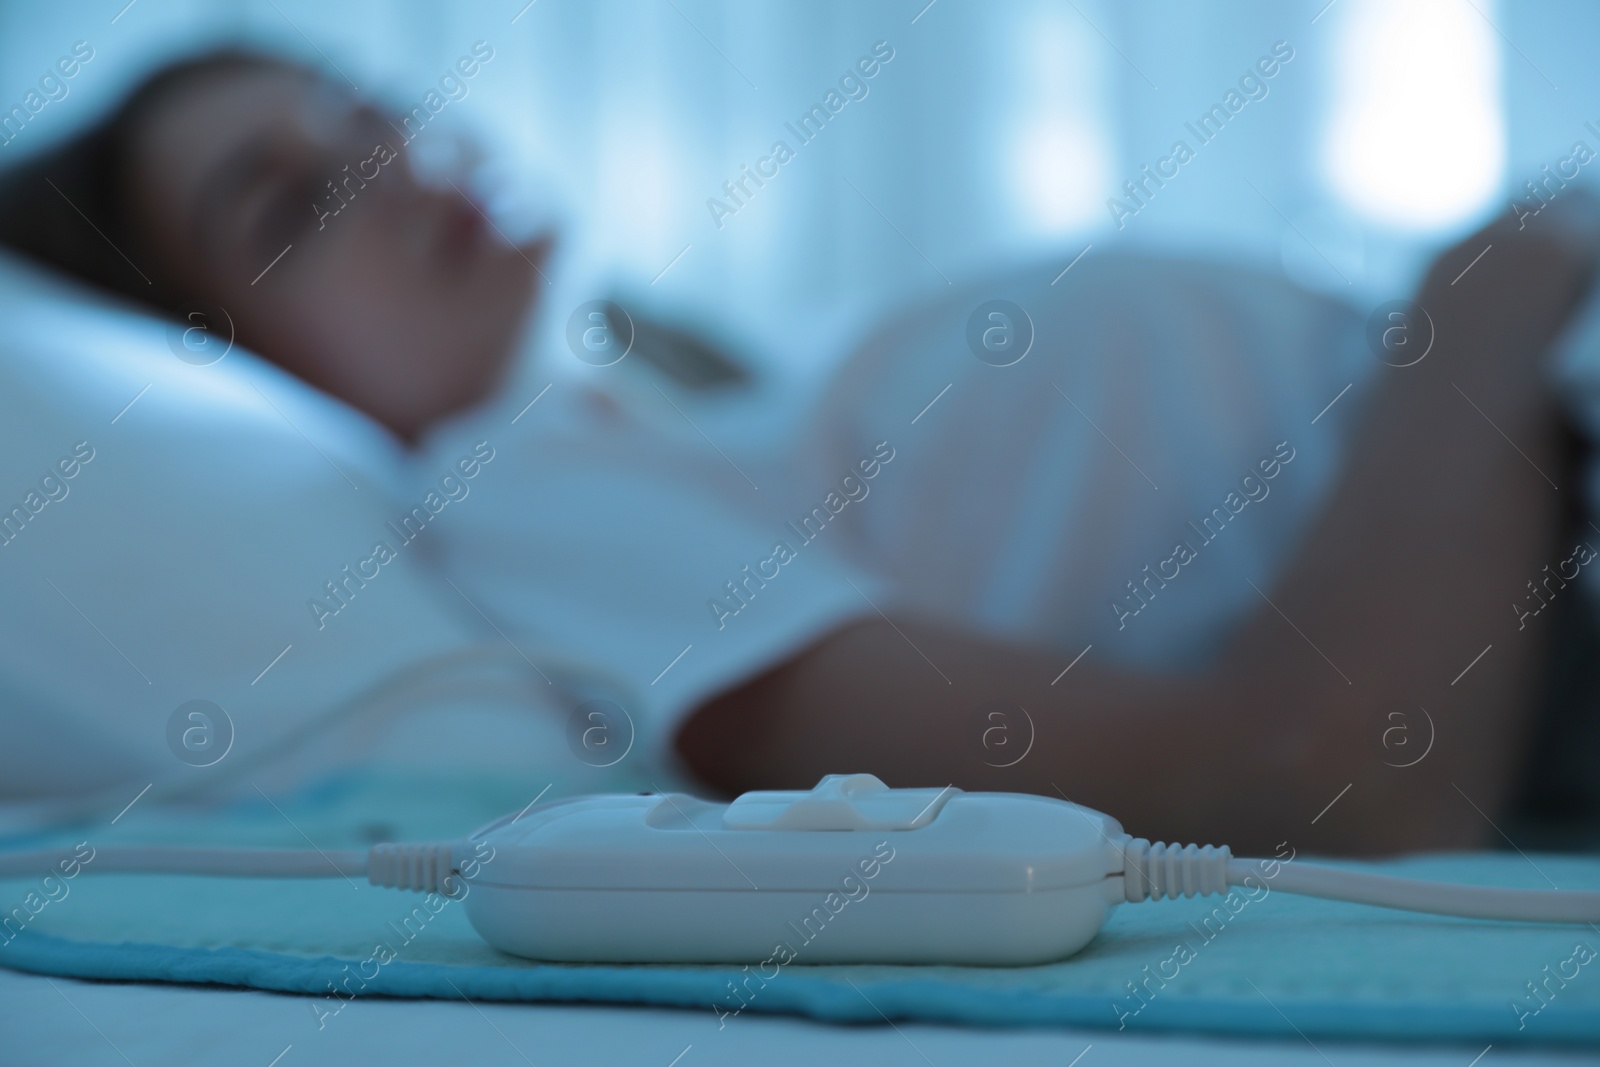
[{"left": 1, "top": 770, "right": 1596, "bottom": 1046}]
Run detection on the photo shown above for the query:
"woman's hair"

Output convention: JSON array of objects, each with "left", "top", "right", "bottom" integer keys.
[{"left": 0, "top": 49, "right": 307, "bottom": 318}]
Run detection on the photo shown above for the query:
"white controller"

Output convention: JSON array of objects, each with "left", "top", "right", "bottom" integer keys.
[
  {"left": 460, "top": 774, "right": 1130, "bottom": 965},
  {"left": 8, "top": 773, "right": 1591, "bottom": 967}
]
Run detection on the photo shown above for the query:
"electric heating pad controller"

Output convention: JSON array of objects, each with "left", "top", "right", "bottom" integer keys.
[
  {"left": 459, "top": 774, "right": 1134, "bottom": 965},
  {"left": 9, "top": 774, "right": 1595, "bottom": 966}
]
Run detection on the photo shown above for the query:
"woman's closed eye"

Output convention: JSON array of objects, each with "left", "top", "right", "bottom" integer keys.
[
  {"left": 240, "top": 164, "right": 325, "bottom": 261},
  {"left": 239, "top": 109, "right": 398, "bottom": 260}
]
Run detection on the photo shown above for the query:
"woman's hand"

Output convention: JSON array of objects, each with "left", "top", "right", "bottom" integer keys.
[{"left": 1415, "top": 189, "right": 1600, "bottom": 391}]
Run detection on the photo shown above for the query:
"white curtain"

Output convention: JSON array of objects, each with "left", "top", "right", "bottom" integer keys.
[{"left": 1, "top": 0, "right": 1592, "bottom": 368}]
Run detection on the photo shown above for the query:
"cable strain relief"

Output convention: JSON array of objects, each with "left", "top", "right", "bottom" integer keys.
[
  {"left": 366, "top": 842, "right": 467, "bottom": 896},
  {"left": 1120, "top": 837, "right": 1232, "bottom": 903}
]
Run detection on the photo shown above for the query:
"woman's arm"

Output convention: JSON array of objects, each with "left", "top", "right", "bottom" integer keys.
[{"left": 676, "top": 201, "right": 1600, "bottom": 856}]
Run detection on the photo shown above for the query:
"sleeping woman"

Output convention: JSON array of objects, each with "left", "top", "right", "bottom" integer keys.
[{"left": 2, "top": 50, "right": 1596, "bottom": 855}]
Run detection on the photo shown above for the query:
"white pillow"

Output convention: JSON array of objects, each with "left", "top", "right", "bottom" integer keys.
[{"left": 0, "top": 251, "right": 543, "bottom": 806}]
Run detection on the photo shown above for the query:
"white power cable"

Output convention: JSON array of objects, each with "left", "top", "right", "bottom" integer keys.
[
  {"left": 0, "top": 845, "right": 366, "bottom": 881},
  {"left": 1227, "top": 857, "right": 1600, "bottom": 924},
  {"left": 1117, "top": 836, "right": 1600, "bottom": 923},
  {"left": 0, "top": 842, "right": 467, "bottom": 895},
  {"left": 1118, "top": 838, "right": 1232, "bottom": 901}
]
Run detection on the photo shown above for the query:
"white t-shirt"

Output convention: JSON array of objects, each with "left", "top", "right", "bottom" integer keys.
[
  {"left": 409, "top": 250, "right": 896, "bottom": 778},
  {"left": 791, "top": 251, "right": 1376, "bottom": 669},
  {"left": 415, "top": 248, "right": 1376, "bottom": 776}
]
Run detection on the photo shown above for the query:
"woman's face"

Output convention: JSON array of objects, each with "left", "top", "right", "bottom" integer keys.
[{"left": 128, "top": 64, "right": 548, "bottom": 440}]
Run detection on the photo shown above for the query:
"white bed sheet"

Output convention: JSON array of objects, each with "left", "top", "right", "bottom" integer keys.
[{"left": 1, "top": 969, "right": 1589, "bottom": 1067}]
